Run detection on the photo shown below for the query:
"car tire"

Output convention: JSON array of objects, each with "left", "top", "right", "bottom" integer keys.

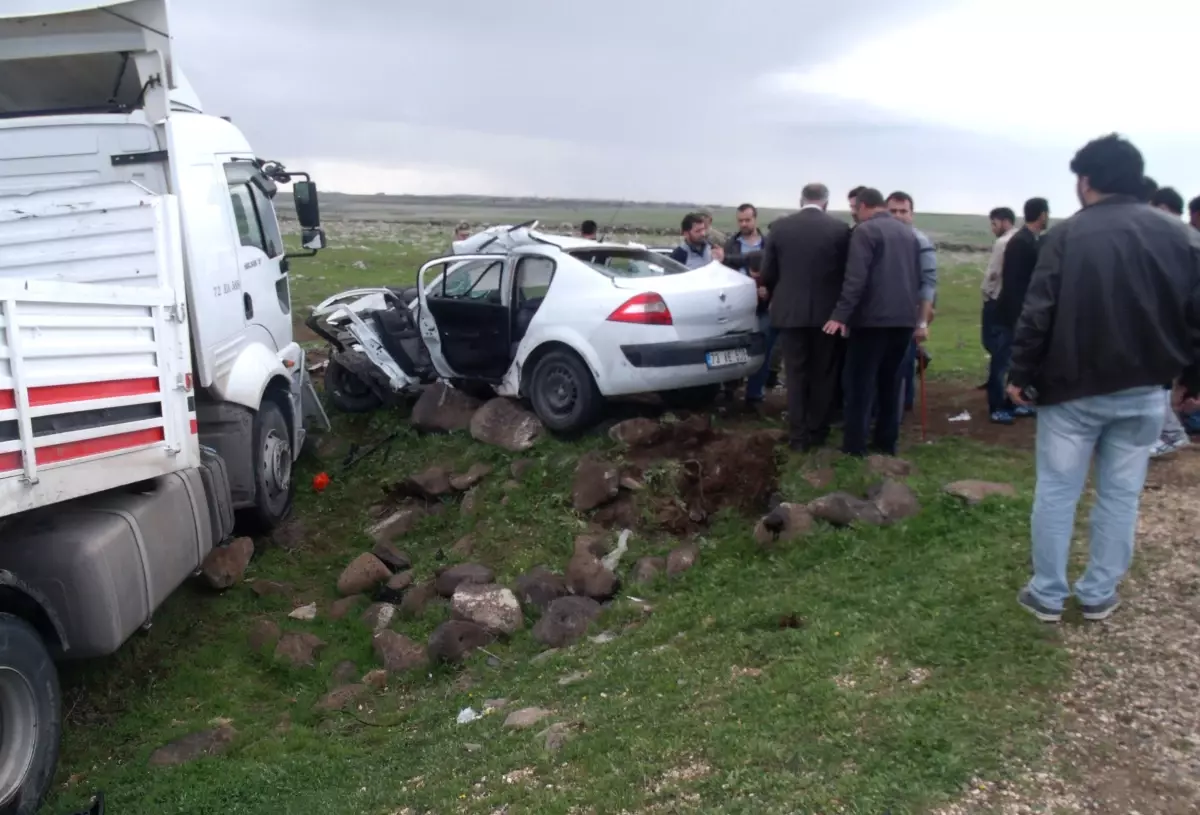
[
  {"left": 528, "top": 349, "right": 603, "bottom": 434},
  {"left": 659, "top": 384, "right": 722, "bottom": 411},
  {"left": 242, "top": 398, "right": 294, "bottom": 533},
  {"left": 324, "top": 359, "right": 382, "bottom": 413},
  {"left": 0, "top": 614, "right": 61, "bottom": 815}
]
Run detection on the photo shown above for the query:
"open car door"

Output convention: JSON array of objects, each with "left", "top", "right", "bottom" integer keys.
[{"left": 417, "top": 254, "right": 515, "bottom": 382}]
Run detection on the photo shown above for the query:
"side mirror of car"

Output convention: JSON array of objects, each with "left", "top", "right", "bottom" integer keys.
[{"left": 293, "top": 181, "right": 321, "bottom": 229}]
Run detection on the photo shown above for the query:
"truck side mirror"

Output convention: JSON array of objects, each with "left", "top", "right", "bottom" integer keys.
[
  {"left": 293, "top": 181, "right": 321, "bottom": 229},
  {"left": 301, "top": 227, "right": 327, "bottom": 251}
]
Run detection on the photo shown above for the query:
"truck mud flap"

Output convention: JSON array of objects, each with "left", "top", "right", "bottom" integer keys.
[{"left": 198, "top": 445, "right": 236, "bottom": 543}]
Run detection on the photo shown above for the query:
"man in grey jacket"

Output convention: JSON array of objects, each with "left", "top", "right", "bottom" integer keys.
[{"left": 822, "top": 188, "right": 922, "bottom": 456}]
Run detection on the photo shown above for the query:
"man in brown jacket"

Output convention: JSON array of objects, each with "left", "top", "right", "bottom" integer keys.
[{"left": 760, "top": 183, "right": 852, "bottom": 451}]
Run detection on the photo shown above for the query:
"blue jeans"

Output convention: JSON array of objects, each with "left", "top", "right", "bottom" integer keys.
[
  {"left": 981, "top": 300, "right": 1013, "bottom": 414},
  {"left": 746, "top": 315, "right": 778, "bottom": 402},
  {"left": 1026, "top": 387, "right": 1164, "bottom": 611}
]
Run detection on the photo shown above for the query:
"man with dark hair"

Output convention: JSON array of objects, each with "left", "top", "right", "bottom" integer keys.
[
  {"left": 723, "top": 203, "right": 776, "bottom": 405},
  {"left": 822, "top": 187, "right": 923, "bottom": 457},
  {"left": 1149, "top": 187, "right": 1185, "bottom": 217},
  {"left": 668, "top": 213, "right": 712, "bottom": 269},
  {"left": 760, "top": 183, "right": 851, "bottom": 448},
  {"left": 885, "top": 191, "right": 938, "bottom": 413},
  {"left": 580, "top": 219, "right": 598, "bottom": 240},
  {"left": 1139, "top": 175, "right": 1158, "bottom": 203},
  {"left": 1190, "top": 195, "right": 1200, "bottom": 231},
  {"left": 847, "top": 186, "right": 866, "bottom": 224},
  {"left": 981, "top": 206, "right": 1018, "bottom": 395},
  {"left": 1007, "top": 133, "right": 1200, "bottom": 624},
  {"left": 992, "top": 196, "right": 1051, "bottom": 424}
]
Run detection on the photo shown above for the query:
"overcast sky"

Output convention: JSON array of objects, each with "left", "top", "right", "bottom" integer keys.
[{"left": 169, "top": 0, "right": 1196, "bottom": 216}]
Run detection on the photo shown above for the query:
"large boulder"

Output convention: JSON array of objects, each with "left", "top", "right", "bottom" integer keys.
[
  {"left": 199, "top": 536, "right": 254, "bottom": 589},
  {"left": 572, "top": 455, "right": 621, "bottom": 511},
  {"left": 274, "top": 632, "right": 326, "bottom": 668},
  {"left": 753, "top": 503, "right": 814, "bottom": 547},
  {"left": 808, "top": 492, "right": 886, "bottom": 527},
  {"left": 411, "top": 381, "right": 482, "bottom": 433},
  {"left": 391, "top": 466, "right": 453, "bottom": 500},
  {"left": 435, "top": 563, "right": 495, "bottom": 598},
  {"left": 370, "top": 542, "right": 412, "bottom": 573},
  {"left": 565, "top": 552, "right": 619, "bottom": 600},
  {"left": 666, "top": 542, "right": 699, "bottom": 576},
  {"left": 608, "top": 418, "right": 663, "bottom": 448},
  {"left": 470, "top": 398, "right": 544, "bottom": 452},
  {"left": 337, "top": 553, "right": 392, "bottom": 596},
  {"left": 449, "top": 463, "right": 493, "bottom": 491},
  {"left": 513, "top": 567, "right": 568, "bottom": 613},
  {"left": 451, "top": 583, "right": 524, "bottom": 635},
  {"left": 427, "top": 620, "right": 493, "bottom": 663},
  {"left": 532, "top": 596, "right": 602, "bottom": 648},
  {"left": 399, "top": 580, "right": 439, "bottom": 618},
  {"left": 372, "top": 631, "right": 429, "bottom": 673},
  {"left": 869, "top": 479, "right": 921, "bottom": 522}
]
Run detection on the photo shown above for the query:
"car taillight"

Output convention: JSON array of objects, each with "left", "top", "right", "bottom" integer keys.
[{"left": 607, "top": 292, "right": 673, "bottom": 326}]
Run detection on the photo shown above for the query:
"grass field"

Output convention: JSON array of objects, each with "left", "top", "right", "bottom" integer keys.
[{"left": 46, "top": 224, "right": 1062, "bottom": 815}]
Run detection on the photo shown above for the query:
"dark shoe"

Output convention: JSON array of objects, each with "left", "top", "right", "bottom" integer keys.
[
  {"left": 1079, "top": 595, "right": 1121, "bottom": 621},
  {"left": 990, "top": 410, "right": 1015, "bottom": 425},
  {"left": 1013, "top": 405, "right": 1037, "bottom": 418},
  {"left": 1017, "top": 588, "right": 1062, "bottom": 623}
]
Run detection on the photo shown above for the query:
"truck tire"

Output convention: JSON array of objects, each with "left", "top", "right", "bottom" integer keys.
[
  {"left": 0, "top": 614, "right": 61, "bottom": 815},
  {"left": 246, "top": 398, "right": 294, "bottom": 532},
  {"left": 324, "top": 358, "right": 382, "bottom": 413}
]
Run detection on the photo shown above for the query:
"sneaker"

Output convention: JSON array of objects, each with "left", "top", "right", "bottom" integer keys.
[
  {"left": 1017, "top": 588, "right": 1062, "bottom": 623},
  {"left": 1151, "top": 437, "right": 1190, "bottom": 458},
  {"left": 990, "top": 410, "right": 1015, "bottom": 425},
  {"left": 1013, "top": 405, "right": 1037, "bottom": 418},
  {"left": 1079, "top": 595, "right": 1121, "bottom": 621}
]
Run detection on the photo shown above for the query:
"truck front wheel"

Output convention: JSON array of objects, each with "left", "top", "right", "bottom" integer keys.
[
  {"left": 0, "top": 614, "right": 60, "bottom": 815},
  {"left": 247, "top": 398, "right": 294, "bottom": 532}
]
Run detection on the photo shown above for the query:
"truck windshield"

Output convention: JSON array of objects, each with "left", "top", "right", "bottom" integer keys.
[{"left": 567, "top": 248, "right": 689, "bottom": 278}]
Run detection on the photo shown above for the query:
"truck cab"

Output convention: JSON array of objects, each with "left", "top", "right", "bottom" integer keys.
[{"left": 0, "top": 2, "right": 329, "bottom": 810}]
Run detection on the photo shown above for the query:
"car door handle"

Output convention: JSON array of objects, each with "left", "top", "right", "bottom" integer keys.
[{"left": 243, "top": 293, "right": 254, "bottom": 319}]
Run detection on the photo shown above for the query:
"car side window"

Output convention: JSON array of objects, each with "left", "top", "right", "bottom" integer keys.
[
  {"left": 436, "top": 259, "right": 505, "bottom": 301},
  {"left": 515, "top": 256, "right": 555, "bottom": 303}
]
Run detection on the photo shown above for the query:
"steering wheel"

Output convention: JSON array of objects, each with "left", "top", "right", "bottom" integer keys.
[{"left": 508, "top": 219, "right": 538, "bottom": 232}]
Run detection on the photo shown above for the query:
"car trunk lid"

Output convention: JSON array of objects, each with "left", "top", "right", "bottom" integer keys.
[{"left": 608, "top": 262, "right": 758, "bottom": 341}]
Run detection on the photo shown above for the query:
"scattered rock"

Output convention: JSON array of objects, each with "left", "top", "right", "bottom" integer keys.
[
  {"left": 337, "top": 553, "right": 392, "bottom": 596},
  {"left": 427, "top": 620, "right": 493, "bottom": 663},
  {"left": 148, "top": 723, "right": 236, "bottom": 767},
  {"left": 530, "top": 648, "right": 560, "bottom": 664},
  {"left": 944, "top": 479, "right": 1018, "bottom": 505},
  {"left": 314, "top": 684, "right": 368, "bottom": 712},
  {"left": 802, "top": 467, "right": 836, "bottom": 490},
  {"left": 377, "top": 571, "right": 414, "bottom": 604},
  {"left": 411, "top": 381, "right": 482, "bottom": 433},
  {"left": 329, "top": 594, "right": 366, "bottom": 620},
  {"left": 572, "top": 454, "right": 621, "bottom": 511},
  {"left": 463, "top": 742, "right": 483, "bottom": 753},
  {"left": 393, "top": 466, "right": 454, "bottom": 500},
  {"left": 435, "top": 563, "right": 495, "bottom": 598},
  {"left": 250, "top": 580, "right": 292, "bottom": 599},
  {"left": 619, "top": 476, "right": 644, "bottom": 492},
  {"left": 667, "top": 543, "right": 699, "bottom": 576},
  {"left": 247, "top": 619, "right": 281, "bottom": 654},
  {"left": 451, "top": 583, "right": 523, "bottom": 635},
  {"left": 366, "top": 507, "right": 427, "bottom": 544},
  {"left": 869, "top": 479, "right": 921, "bottom": 522},
  {"left": 503, "top": 707, "right": 552, "bottom": 730},
  {"left": 372, "top": 631, "right": 429, "bottom": 673},
  {"left": 361, "top": 602, "right": 397, "bottom": 632},
  {"left": 399, "top": 580, "right": 439, "bottom": 618},
  {"left": 503, "top": 479, "right": 520, "bottom": 492},
  {"left": 449, "top": 463, "right": 493, "bottom": 491},
  {"left": 470, "top": 398, "right": 544, "bottom": 452},
  {"left": 867, "top": 455, "right": 914, "bottom": 478},
  {"left": 590, "top": 631, "right": 618, "bottom": 644},
  {"left": 532, "top": 596, "right": 602, "bottom": 647},
  {"left": 362, "top": 669, "right": 388, "bottom": 690},
  {"left": 448, "top": 535, "right": 474, "bottom": 558},
  {"left": 461, "top": 487, "right": 481, "bottom": 517},
  {"left": 574, "top": 533, "right": 610, "bottom": 559},
  {"left": 270, "top": 519, "right": 307, "bottom": 552},
  {"left": 540, "top": 721, "right": 577, "bottom": 752},
  {"left": 370, "top": 542, "right": 412, "bottom": 573},
  {"left": 483, "top": 698, "right": 509, "bottom": 711},
  {"left": 808, "top": 492, "right": 886, "bottom": 527},
  {"left": 565, "top": 552, "right": 619, "bottom": 600},
  {"left": 559, "top": 670, "right": 591, "bottom": 686},
  {"left": 608, "top": 417, "right": 663, "bottom": 448},
  {"left": 514, "top": 567, "right": 569, "bottom": 613},
  {"left": 274, "top": 632, "right": 326, "bottom": 668},
  {"left": 330, "top": 660, "right": 358, "bottom": 686},
  {"left": 352, "top": 259, "right": 367, "bottom": 270},
  {"left": 288, "top": 602, "right": 318, "bottom": 621},
  {"left": 630, "top": 556, "right": 667, "bottom": 585},
  {"left": 753, "top": 503, "right": 814, "bottom": 547},
  {"left": 199, "top": 536, "right": 254, "bottom": 589},
  {"left": 510, "top": 459, "right": 536, "bottom": 481}
]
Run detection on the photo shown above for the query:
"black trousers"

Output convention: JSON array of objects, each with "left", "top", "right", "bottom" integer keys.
[
  {"left": 842, "top": 327, "right": 913, "bottom": 456},
  {"left": 780, "top": 327, "right": 843, "bottom": 448}
]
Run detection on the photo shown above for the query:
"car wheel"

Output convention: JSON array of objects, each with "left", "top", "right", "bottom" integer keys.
[
  {"left": 324, "top": 359, "right": 382, "bottom": 413},
  {"left": 659, "top": 384, "right": 722, "bottom": 411},
  {"left": 243, "top": 398, "right": 294, "bottom": 533},
  {"left": 0, "top": 614, "right": 61, "bottom": 815},
  {"left": 529, "top": 350, "right": 603, "bottom": 434}
]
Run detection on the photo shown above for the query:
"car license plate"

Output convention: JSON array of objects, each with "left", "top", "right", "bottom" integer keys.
[{"left": 705, "top": 348, "right": 749, "bottom": 368}]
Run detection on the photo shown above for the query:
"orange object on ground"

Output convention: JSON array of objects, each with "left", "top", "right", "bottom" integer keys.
[{"left": 312, "top": 472, "right": 331, "bottom": 492}]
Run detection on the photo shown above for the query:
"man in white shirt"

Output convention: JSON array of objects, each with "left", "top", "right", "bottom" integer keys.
[{"left": 981, "top": 207, "right": 1018, "bottom": 413}]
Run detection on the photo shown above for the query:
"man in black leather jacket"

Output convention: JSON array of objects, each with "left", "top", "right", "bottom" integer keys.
[{"left": 1006, "top": 133, "right": 1200, "bottom": 624}]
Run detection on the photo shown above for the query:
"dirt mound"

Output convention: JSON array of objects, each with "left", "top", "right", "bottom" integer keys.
[{"left": 678, "top": 430, "right": 780, "bottom": 517}]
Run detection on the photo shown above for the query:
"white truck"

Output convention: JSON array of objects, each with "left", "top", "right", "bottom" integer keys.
[{"left": 0, "top": 2, "right": 330, "bottom": 810}]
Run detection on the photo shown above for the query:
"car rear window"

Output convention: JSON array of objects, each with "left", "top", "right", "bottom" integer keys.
[{"left": 567, "top": 248, "right": 689, "bottom": 278}]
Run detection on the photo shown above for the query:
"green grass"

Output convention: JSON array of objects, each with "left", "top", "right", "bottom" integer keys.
[{"left": 45, "top": 235, "right": 1061, "bottom": 815}]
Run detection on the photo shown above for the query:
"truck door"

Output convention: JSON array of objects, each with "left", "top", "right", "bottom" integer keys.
[{"left": 222, "top": 162, "right": 291, "bottom": 353}]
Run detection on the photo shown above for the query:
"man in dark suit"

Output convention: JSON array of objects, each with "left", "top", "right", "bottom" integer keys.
[
  {"left": 760, "top": 182, "right": 852, "bottom": 451},
  {"left": 823, "top": 188, "right": 923, "bottom": 457},
  {"left": 992, "top": 197, "right": 1050, "bottom": 425}
]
